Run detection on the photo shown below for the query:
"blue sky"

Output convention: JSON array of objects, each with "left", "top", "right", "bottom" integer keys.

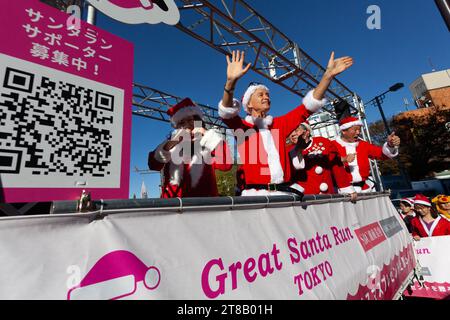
[{"left": 89, "top": 0, "right": 450, "bottom": 198}]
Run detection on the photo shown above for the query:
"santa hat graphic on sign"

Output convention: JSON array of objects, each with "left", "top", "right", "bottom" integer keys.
[
  {"left": 109, "top": 0, "right": 169, "bottom": 11},
  {"left": 339, "top": 116, "right": 363, "bottom": 131},
  {"left": 167, "top": 98, "right": 204, "bottom": 127},
  {"left": 413, "top": 194, "right": 432, "bottom": 207}
]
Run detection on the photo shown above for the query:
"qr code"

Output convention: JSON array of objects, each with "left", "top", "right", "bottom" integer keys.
[{"left": 0, "top": 54, "right": 123, "bottom": 188}]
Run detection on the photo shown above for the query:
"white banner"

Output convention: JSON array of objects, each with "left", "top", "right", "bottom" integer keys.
[
  {"left": 404, "top": 235, "right": 450, "bottom": 299},
  {"left": 0, "top": 195, "right": 415, "bottom": 300}
]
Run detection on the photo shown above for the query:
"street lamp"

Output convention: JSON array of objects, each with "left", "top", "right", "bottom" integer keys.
[
  {"left": 365, "top": 83, "right": 411, "bottom": 189},
  {"left": 365, "top": 82, "right": 404, "bottom": 135}
]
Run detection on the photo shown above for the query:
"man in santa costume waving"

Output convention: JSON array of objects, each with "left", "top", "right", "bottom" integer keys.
[
  {"left": 332, "top": 116, "right": 401, "bottom": 193},
  {"left": 287, "top": 122, "right": 357, "bottom": 201},
  {"left": 148, "top": 98, "right": 232, "bottom": 198},
  {"left": 218, "top": 50, "right": 354, "bottom": 196},
  {"left": 410, "top": 194, "right": 450, "bottom": 240}
]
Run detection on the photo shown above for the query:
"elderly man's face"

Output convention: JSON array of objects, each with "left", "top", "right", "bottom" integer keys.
[
  {"left": 248, "top": 88, "right": 271, "bottom": 115},
  {"left": 341, "top": 125, "right": 362, "bottom": 142}
]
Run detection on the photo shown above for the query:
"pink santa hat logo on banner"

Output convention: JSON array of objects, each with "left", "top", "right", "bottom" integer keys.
[{"left": 67, "top": 250, "right": 161, "bottom": 300}]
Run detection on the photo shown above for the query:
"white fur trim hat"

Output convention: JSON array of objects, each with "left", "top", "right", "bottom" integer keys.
[
  {"left": 413, "top": 194, "right": 431, "bottom": 207},
  {"left": 339, "top": 116, "right": 363, "bottom": 131},
  {"left": 242, "top": 83, "right": 269, "bottom": 114},
  {"left": 167, "top": 98, "right": 204, "bottom": 127}
]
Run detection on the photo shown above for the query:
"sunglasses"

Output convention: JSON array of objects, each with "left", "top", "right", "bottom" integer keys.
[{"left": 248, "top": 81, "right": 263, "bottom": 87}]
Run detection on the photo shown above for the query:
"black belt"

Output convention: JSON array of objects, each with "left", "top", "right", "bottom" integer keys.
[
  {"left": 352, "top": 181, "right": 366, "bottom": 187},
  {"left": 245, "top": 183, "right": 304, "bottom": 197}
]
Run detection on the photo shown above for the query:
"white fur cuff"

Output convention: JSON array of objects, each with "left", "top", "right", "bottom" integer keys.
[
  {"left": 218, "top": 99, "right": 241, "bottom": 119},
  {"left": 290, "top": 183, "right": 305, "bottom": 193},
  {"left": 338, "top": 186, "right": 356, "bottom": 194},
  {"left": 154, "top": 141, "right": 172, "bottom": 164},
  {"left": 382, "top": 142, "right": 399, "bottom": 159},
  {"left": 303, "top": 90, "right": 327, "bottom": 113},
  {"left": 292, "top": 156, "right": 305, "bottom": 170},
  {"left": 200, "top": 129, "right": 224, "bottom": 151}
]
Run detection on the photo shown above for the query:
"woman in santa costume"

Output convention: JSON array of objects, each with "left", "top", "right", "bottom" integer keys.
[
  {"left": 148, "top": 98, "right": 232, "bottom": 198},
  {"left": 218, "top": 50, "right": 354, "bottom": 196},
  {"left": 287, "top": 122, "right": 357, "bottom": 201},
  {"left": 399, "top": 197, "right": 416, "bottom": 233},
  {"left": 331, "top": 117, "right": 401, "bottom": 193},
  {"left": 410, "top": 194, "right": 450, "bottom": 240}
]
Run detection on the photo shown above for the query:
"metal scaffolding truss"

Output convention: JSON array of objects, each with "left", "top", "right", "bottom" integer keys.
[
  {"left": 176, "top": 0, "right": 356, "bottom": 115},
  {"left": 132, "top": 82, "right": 227, "bottom": 129}
]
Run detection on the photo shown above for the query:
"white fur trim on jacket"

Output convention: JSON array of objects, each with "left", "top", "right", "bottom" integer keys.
[
  {"left": 335, "top": 137, "right": 363, "bottom": 183},
  {"left": 218, "top": 98, "right": 241, "bottom": 119},
  {"left": 303, "top": 90, "right": 327, "bottom": 113},
  {"left": 382, "top": 142, "right": 399, "bottom": 159},
  {"left": 170, "top": 106, "right": 204, "bottom": 127},
  {"left": 153, "top": 141, "right": 172, "bottom": 164},
  {"left": 338, "top": 186, "right": 356, "bottom": 194},
  {"left": 290, "top": 183, "right": 305, "bottom": 193},
  {"left": 244, "top": 115, "right": 273, "bottom": 129},
  {"left": 241, "top": 189, "right": 292, "bottom": 196},
  {"left": 292, "top": 156, "right": 305, "bottom": 170},
  {"left": 259, "top": 129, "right": 284, "bottom": 184},
  {"left": 242, "top": 84, "right": 269, "bottom": 114},
  {"left": 200, "top": 129, "right": 224, "bottom": 151}
]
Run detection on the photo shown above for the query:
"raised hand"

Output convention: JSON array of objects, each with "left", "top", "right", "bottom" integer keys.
[
  {"left": 226, "top": 50, "right": 251, "bottom": 82},
  {"left": 325, "top": 52, "right": 354, "bottom": 78},
  {"left": 387, "top": 132, "right": 401, "bottom": 147}
]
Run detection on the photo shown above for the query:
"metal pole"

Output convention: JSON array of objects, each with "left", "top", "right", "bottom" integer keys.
[
  {"left": 373, "top": 96, "right": 411, "bottom": 189},
  {"left": 87, "top": 3, "right": 97, "bottom": 25},
  {"left": 354, "top": 94, "right": 384, "bottom": 191},
  {"left": 375, "top": 96, "right": 391, "bottom": 135},
  {"left": 435, "top": 0, "right": 450, "bottom": 31}
]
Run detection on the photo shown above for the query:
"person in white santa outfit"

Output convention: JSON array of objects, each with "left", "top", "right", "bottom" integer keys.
[
  {"left": 218, "top": 50, "right": 354, "bottom": 196},
  {"left": 332, "top": 116, "right": 401, "bottom": 193},
  {"left": 148, "top": 98, "right": 232, "bottom": 198},
  {"left": 287, "top": 122, "right": 357, "bottom": 201}
]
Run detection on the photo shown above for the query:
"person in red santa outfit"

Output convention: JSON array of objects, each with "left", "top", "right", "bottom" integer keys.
[
  {"left": 332, "top": 116, "right": 401, "bottom": 193},
  {"left": 286, "top": 122, "right": 357, "bottom": 201},
  {"left": 399, "top": 197, "right": 416, "bottom": 233},
  {"left": 218, "top": 50, "right": 354, "bottom": 196},
  {"left": 410, "top": 194, "right": 450, "bottom": 240},
  {"left": 148, "top": 98, "right": 232, "bottom": 198}
]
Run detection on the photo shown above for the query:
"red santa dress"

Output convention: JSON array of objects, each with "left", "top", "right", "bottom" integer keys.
[
  {"left": 148, "top": 129, "right": 232, "bottom": 198},
  {"left": 288, "top": 136, "right": 354, "bottom": 195},
  {"left": 410, "top": 215, "right": 450, "bottom": 238}
]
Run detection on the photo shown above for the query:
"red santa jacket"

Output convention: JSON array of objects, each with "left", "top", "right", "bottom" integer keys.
[
  {"left": 332, "top": 137, "right": 398, "bottom": 184},
  {"left": 288, "top": 137, "right": 354, "bottom": 195},
  {"left": 148, "top": 130, "right": 232, "bottom": 198},
  {"left": 218, "top": 90, "right": 325, "bottom": 186},
  {"left": 410, "top": 215, "right": 450, "bottom": 238}
]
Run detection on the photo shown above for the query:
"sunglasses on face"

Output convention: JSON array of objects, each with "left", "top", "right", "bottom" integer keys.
[{"left": 248, "top": 81, "right": 263, "bottom": 87}]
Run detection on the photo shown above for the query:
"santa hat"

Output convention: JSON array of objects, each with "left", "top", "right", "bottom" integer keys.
[
  {"left": 400, "top": 197, "right": 414, "bottom": 207},
  {"left": 300, "top": 121, "right": 312, "bottom": 132},
  {"left": 413, "top": 194, "right": 431, "bottom": 207},
  {"left": 339, "top": 116, "right": 363, "bottom": 131},
  {"left": 242, "top": 83, "right": 270, "bottom": 114},
  {"left": 167, "top": 98, "right": 203, "bottom": 127}
]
